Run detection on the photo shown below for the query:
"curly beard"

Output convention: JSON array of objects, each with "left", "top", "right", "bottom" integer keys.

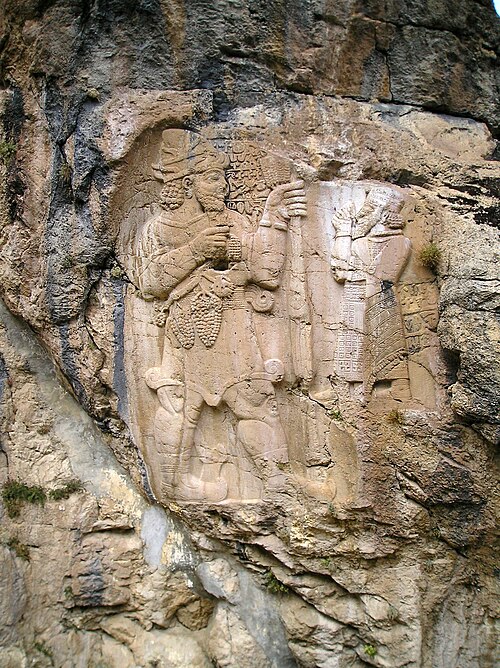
[{"left": 196, "top": 190, "right": 226, "bottom": 212}]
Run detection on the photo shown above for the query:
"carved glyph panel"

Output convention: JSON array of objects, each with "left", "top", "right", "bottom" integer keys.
[{"left": 120, "top": 130, "right": 441, "bottom": 506}]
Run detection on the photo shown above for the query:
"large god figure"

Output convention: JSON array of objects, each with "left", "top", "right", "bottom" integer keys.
[{"left": 134, "top": 130, "right": 306, "bottom": 502}]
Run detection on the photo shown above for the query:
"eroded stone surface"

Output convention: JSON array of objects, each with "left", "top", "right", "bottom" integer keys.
[
  {"left": 0, "top": 1, "right": 499, "bottom": 666},
  {"left": 116, "top": 123, "right": 448, "bottom": 512}
]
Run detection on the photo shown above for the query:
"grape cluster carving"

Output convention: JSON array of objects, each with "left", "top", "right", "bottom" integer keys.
[
  {"left": 170, "top": 302, "right": 195, "bottom": 349},
  {"left": 191, "top": 291, "right": 223, "bottom": 348}
]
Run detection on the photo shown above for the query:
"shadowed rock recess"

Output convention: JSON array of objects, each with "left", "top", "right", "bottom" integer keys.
[{"left": 0, "top": 1, "right": 498, "bottom": 666}]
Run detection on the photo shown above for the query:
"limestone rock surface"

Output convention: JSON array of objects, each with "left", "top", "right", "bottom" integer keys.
[{"left": 0, "top": 2, "right": 499, "bottom": 667}]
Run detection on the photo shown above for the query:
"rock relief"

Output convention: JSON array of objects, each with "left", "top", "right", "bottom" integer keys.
[
  {"left": 121, "top": 129, "right": 440, "bottom": 506},
  {"left": 328, "top": 187, "right": 411, "bottom": 404}
]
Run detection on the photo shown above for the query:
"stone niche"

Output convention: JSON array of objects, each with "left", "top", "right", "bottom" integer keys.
[{"left": 114, "top": 113, "right": 442, "bottom": 512}]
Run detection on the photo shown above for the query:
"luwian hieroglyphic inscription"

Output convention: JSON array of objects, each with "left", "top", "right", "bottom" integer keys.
[{"left": 124, "top": 130, "right": 439, "bottom": 505}]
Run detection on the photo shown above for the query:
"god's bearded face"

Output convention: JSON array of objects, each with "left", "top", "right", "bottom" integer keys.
[{"left": 192, "top": 169, "right": 229, "bottom": 212}]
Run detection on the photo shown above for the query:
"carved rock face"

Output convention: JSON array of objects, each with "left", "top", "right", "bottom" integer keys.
[
  {"left": 0, "top": 2, "right": 499, "bottom": 666},
  {"left": 123, "top": 129, "right": 434, "bottom": 508}
]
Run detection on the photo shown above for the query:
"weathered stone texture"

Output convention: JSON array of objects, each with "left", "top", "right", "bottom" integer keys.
[{"left": 0, "top": 1, "right": 499, "bottom": 667}]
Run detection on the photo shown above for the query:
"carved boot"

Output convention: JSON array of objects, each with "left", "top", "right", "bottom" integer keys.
[
  {"left": 289, "top": 464, "right": 337, "bottom": 502},
  {"left": 256, "top": 456, "right": 289, "bottom": 497},
  {"left": 173, "top": 444, "right": 228, "bottom": 502},
  {"left": 175, "top": 473, "right": 228, "bottom": 503}
]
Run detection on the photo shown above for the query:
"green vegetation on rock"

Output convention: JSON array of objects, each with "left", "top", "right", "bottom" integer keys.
[
  {"left": 1, "top": 479, "right": 84, "bottom": 517},
  {"left": 7, "top": 536, "right": 30, "bottom": 561},
  {"left": 49, "top": 480, "right": 84, "bottom": 500},
  {"left": 0, "top": 140, "right": 16, "bottom": 164},
  {"left": 265, "top": 571, "right": 290, "bottom": 594},
  {"left": 419, "top": 243, "right": 442, "bottom": 272},
  {"left": 364, "top": 644, "right": 377, "bottom": 657},
  {"left": 2, "top": 480, "right": 46, "bottom": 518}
]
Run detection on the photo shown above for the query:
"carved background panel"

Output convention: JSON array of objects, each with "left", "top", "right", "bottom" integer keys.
[
  {"left": 118, "top": 130, "right": 442, "bottom": 508},
  {"left": 1, "top": 0, "right": 498, "bottom": 663}
]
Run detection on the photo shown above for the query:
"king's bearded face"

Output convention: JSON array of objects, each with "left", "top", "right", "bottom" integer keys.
[{"left": 192, "top": 169, "right": 228, "bottom": 212}]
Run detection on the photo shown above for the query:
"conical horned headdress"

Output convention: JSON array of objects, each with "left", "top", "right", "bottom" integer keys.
[
  {"left": 366, "top": 186, "right": 405, "bottom": 212},
  {"left": 152, "top": 129, "right": 229, "bottom": 183}
]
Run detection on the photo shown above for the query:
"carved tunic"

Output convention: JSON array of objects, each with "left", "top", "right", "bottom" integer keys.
[
  {"left": 334, "top": 280, "right": 365, "bottom": 382},
  {"left": 135, "top": 207, "right": 286, "bottom": 406},
  {"left": 351, "top": 230, "right": 411, "bottom": 390}
]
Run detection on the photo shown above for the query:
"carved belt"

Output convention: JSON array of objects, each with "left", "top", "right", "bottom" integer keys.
[{"left": 222, "top": 286, "right": 246, "bottom": 310}]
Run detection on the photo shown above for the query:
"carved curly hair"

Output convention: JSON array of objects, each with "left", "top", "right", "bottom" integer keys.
[{"left": 160, "top": 179, "right": 185, "bottom": 210}]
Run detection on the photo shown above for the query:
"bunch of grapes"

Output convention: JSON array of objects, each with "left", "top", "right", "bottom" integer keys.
[
  {"left": 191, "top": 291, "right": 223, "bottom": 348},
  {"left": 170, "top": 302, "right": 195, "bottom": 349}
]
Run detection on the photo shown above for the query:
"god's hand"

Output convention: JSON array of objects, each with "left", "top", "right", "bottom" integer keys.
[
  {"left": 189, "top": 226, "right": 229, "bottom": 260},
  {"left": 267, "top": 180, "right": 307, "bottom": 222}
]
